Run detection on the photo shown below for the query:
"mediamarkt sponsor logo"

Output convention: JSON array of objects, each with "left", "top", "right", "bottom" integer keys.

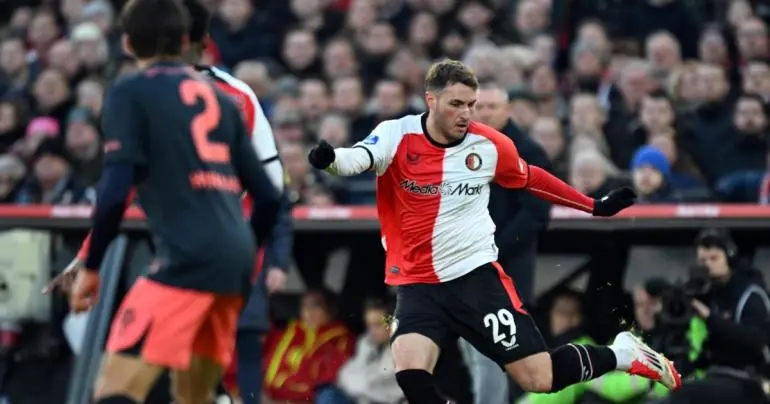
[{"left": 400, "top": 179, "right": 484, "bottom": 196}]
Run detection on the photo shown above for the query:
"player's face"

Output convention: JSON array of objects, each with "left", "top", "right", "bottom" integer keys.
[{"left": 428, "top": 83, "right": 477, "bottom": 140}]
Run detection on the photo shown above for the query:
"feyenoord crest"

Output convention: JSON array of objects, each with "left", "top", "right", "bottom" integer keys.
[{"left": 465, "top": 153, "right": 482, "bottom": 171}]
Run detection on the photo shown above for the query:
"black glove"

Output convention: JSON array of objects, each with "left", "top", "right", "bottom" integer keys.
[
  {"left": 592, "top": 187, "right": 637, "bottom": 217},
  {"left": 308, "top": 140, "right": 336, "bottom": 169}
]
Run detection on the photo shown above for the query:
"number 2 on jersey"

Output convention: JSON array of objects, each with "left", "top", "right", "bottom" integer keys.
[{"left": 179, "top": 79, "right": 230, "bottom": 164}]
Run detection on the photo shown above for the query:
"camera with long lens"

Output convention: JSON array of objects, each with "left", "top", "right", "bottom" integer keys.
[{"left": 653, "top": 264, "right": 711, "bottom": 360}]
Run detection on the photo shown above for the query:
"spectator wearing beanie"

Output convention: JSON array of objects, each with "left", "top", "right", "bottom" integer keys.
[
  {"left": 631, "top": 145, "right": 676, "bottom": 203},
  {"left": 11, "top": 116, "right": 60, "bottom": 161},
  {"left": 65, "top": 107, "right": 102, "bottom": 186},
  {"left": 631, "top": 145, "right": 711, "bottom": 203},
  {"left": 14, "top": 137, "right": 93, "bottom": 205}
]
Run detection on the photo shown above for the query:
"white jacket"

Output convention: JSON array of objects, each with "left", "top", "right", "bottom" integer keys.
[{"left": 337, "top": 335, "right": 404, "bottom": 404}]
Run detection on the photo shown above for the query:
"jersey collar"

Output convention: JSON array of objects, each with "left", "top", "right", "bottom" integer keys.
[{"left": 421, "top": 113, "right": 467, "bottom": 148}]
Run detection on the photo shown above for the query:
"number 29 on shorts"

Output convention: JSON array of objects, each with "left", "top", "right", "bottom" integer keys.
[{"left": 484, "top": 309, "right": 518, "bottom": 349}]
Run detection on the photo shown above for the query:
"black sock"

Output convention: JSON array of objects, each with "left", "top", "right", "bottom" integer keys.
[
  {"left": 395, "top": 369, "right": 450, "bottom": 404},
  {"left": 549, "top": 344, "right": 617, "bottom": 392},
  {"left": 95, "top": 396, "right": 138, "bottom": 404}
]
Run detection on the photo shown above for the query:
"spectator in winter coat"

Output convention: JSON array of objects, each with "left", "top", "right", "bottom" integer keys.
[{"left": 337, "top": 299, "right": 404, "bottom": 404}]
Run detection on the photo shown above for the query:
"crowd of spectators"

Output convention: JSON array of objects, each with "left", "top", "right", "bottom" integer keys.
[
  {"left": 3, "top": 0, "right": 770, "bottom": 207},
  {"left": 4, "top": 1, "right": 770, "bottom": 402}
]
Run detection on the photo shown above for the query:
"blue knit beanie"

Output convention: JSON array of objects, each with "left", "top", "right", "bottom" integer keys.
[{"left": 631, "top": 145, "right": 671, "bottom": 178}]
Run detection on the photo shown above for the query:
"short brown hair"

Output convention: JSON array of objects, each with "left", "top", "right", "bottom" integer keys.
[{"left": 425, "top": 59, "right": 479, "bottom": 93}]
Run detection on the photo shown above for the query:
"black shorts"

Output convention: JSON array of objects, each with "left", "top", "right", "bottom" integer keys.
[{"left": 391, "top": 262, "right": 547, "bottom": 366}]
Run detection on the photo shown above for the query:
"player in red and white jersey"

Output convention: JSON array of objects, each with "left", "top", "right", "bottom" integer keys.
[
  {"left": 199, "top": 64, "right": 284, "bottom": 194},
  {"left": 308, "top": 60, "right": 681, "bottom": 404}
]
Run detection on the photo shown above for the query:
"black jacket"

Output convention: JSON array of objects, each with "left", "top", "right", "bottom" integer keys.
[
  {"left": 488, "top": 120, "right": 551, "bottom": 264},
  {"left": 701, "top": 267, "right": 770, "bottom": 373},
  {"left": 238, "top": 191, "right": 294, "bottom": 331}
]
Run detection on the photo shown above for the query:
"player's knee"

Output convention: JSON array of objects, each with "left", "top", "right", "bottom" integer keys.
[
  {"left": 505, "top": 352, "right": 553, "bottom": 393},
  {"left": 391, "top": 333, "right": 439, "bottom": 372},
  {"left": 94, "top": 353, "right": 162, "bottom": 402}
]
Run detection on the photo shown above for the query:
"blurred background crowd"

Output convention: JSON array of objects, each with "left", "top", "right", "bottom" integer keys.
[
  {"left": 1, "top": 0, "right": 770, "bottom": 403},
  {"left": 4, "top": 0, "right": 770, "bottom": 207}
]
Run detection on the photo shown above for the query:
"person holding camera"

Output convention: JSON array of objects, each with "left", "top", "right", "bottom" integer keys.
[{"left": 661, "top": 229, "right": 770, "bottom": 404}]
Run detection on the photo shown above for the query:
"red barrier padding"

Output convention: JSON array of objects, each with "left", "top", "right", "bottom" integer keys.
[{"left": 0, "top": 204, "right": 768, "bottom": 221}]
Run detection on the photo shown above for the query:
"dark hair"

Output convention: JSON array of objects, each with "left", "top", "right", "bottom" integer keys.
[
  {"left": 425, "top": 59, "right": 479, "bottom": 93},
  {"left": 643, "top": 277, "right": 671, "bottom": 298},
  {"left": 363, "top": 297, "right": 395, "bottom": 314},
  {"left": 303, "top": 287, "right": 339, "bottom": 318},
  {"left": 646, "top": 89, "right": 673, "bottom": 104},
  {"left": 285, "top": 27, "right": 314, "bottom": 41},
  {"left": 0, "top": 34, "right": 25, "bottom": 46},
  {"left": 738, "top": 92, "right": 767, "bottom": 106},
  {"left": 183, "top": 0, "right": 210, "bottom": 44},
  {"left": 695, "top": 227, "right": 738, "bottom": 259},
  {"left": 551, "top": 286, "right": 583, "bottom": 307},
  {"left": 737, "top": 92, "right": 769, "bottom": 117},
  {"left": 577, "top": 18, "right": 607, "bottom": 33},
  {"left": 120, "top": 0, "right": 190, "bottom": 59},
  {"left": 35, "top": 138, "right": 69, "bottom": 163}
]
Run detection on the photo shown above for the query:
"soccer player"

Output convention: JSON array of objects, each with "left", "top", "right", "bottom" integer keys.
[
  {"left": 69, "top": 0, "right": 280, "bottom": 402},
  {"left": 44, "top": 0, "right": 283, "bottom": 292},
  {"left": 308, "top": 60, "right": 681, "bottom": 404}
]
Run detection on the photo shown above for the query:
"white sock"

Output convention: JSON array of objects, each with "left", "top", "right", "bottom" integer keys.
[{"left": 608, "top": 342, "right": 633, "bottom": 370}]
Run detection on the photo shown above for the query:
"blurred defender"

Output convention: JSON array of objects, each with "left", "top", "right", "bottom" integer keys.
[{"left": 69, "top": 0, "right": 280, "bottom": 402}]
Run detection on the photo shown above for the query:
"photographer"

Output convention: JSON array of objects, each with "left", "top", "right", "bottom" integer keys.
[{"left": 662, "top": 229, "right": 770, "bottom": 404}]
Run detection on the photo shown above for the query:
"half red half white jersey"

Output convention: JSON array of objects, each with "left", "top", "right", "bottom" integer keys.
[
  {"left": 196, "top": 65, "right": 284, "bottom": 193},
  {"left": 354, "top": 114, "right": 531, "bottom": 286}
]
